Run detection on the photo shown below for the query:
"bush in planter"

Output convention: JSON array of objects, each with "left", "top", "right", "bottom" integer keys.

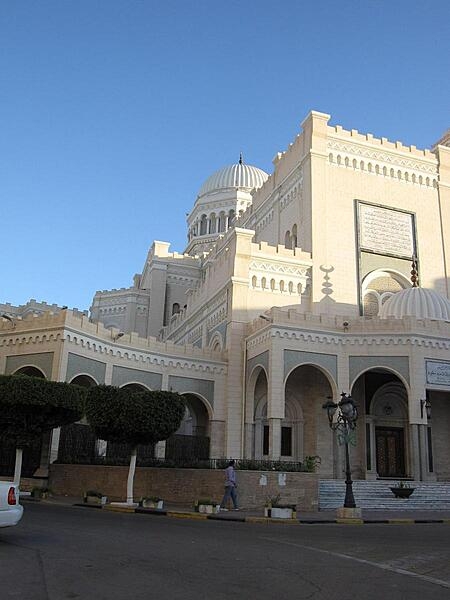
[
  {"left": 390, "top": 481, "right": 415, "bottom": 498},
  {"left": 302, "top": 455, "right": 321, "bottom": 473},
  {"left": 264, "top": 495, "right": 297, "bottom": 518},
  {"left": 31, "top": 486, "right": 51, "bottom": 499},
  {"left": 140, "top": 496, "right": 164, "bottom": 509},
  {"left": 84, "top": 490, "right": 106, "bottom": 504},
  {"left": 194, "top": 498, "right": 219, "bottom": 514}
]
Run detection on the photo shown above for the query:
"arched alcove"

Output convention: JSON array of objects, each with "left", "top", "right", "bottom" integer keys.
[
  {"left": 351, "top": 369, "right": 410, "bottom": 479},
  {"left": 13, "top": 366, "right": 46, "bottom": 378}
]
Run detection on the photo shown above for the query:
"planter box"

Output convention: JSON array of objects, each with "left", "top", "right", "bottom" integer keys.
[
  {"left": 84, "top": 495, "right": 107, "bottom": 505},
  {"left": 390, "top": 487, "right": 415, "bottom": 499},
  {"left": 198, "top": 504, "right": 220, "bottom": 514},
  {"left": 270, "top": 507, "right": 296, "bottom": 519},
  {"left": 141, "top": 499, "right": 163, "bottom": 509},
  {"left": 32, "top": 490, "right": 49, "bottom": 500}
]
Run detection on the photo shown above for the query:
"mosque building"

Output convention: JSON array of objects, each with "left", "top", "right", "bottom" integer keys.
[{"left": 1, "top": 110, "right": 450, "bottom": 487}]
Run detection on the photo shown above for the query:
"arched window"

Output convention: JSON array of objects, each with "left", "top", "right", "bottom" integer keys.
[
  {"left": 172, "top": 303, "right": 180, "bottom": 315},
  {"left": 292, "top": 224, "right": 298, "bottom": 248},
  {"left": 285, "top": 230, "right": 291, "bottom": 249},
  {"left": 261, "top": 277, "right": 267, "bottom": 290},
  {"left": 270, "top": 279, "right": 275, "bottom": 291},
  {"left": 218, "top": 212, "right": 226, "bottom": 232},
  {"left": 252, "top": 276, "right": 257, "bottom": 288},
  {"left": 209, "top": 213, "right": 217, "bottom": 234},
  {"left": 200, "top": 214, "right": 207, "bottom": 235}
]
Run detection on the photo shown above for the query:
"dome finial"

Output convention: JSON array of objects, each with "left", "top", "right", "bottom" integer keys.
[
  {"left": 239, "top": 152, "right": 243, "bottom": 165},
  {"left": 411, "top": 256, "right": 419, "bottom": 288}
]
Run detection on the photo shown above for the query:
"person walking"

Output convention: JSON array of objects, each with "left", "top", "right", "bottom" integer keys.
[{"left": 220, "top": 459, "right": 239, "bottom": 511}]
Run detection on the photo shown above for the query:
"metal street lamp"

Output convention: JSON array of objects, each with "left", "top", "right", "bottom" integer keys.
[{"left": 323, "top": 392, "right": 358, "bottom": 509}]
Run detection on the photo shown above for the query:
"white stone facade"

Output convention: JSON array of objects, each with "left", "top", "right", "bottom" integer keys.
[{"left": 1, "top": 110, "right": 450, "bottom": 483}]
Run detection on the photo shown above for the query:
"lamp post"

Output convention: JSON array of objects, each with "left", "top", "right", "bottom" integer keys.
[{"left": 323, "top": 392, "right": 358, "bottom": 510}]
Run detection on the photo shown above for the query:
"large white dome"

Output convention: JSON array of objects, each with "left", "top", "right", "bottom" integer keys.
[
  {"left": 379, "top": 287, "right": 450, "bottom": 321},
  {"left": 198, "top": 162, "right": 268, "bottom": 198}
]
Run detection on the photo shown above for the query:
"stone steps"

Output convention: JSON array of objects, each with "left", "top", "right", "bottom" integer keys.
[{"left": 319, "top": 480, "right": 450, "bottom": 510}]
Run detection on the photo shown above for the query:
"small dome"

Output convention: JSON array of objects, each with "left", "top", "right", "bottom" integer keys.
[
  {"left": 379, "top": 287, "right": 450, "bottom": 321},
  {"left": 198, "top": 162, "right": 268, "bottom": 198}
]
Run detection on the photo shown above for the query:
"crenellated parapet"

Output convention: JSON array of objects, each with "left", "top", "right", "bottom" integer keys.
[
  {"left": 0, "top": 309, "right": 227, "bottom": 374},
  {"left": 0, "top": 299, "right": 87, "bottom": 317},
  {"left": 327, "top": 123, "right": 438, "bottom": 187},
  {"left": 245, "top": 307, "right": 450, "bottom": 351}
]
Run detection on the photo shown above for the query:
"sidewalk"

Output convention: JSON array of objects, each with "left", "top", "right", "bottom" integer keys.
[{"left": 21, "top": 494, "right": 450, "bottom": 524}]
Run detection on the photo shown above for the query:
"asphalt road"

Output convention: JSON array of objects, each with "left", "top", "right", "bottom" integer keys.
[{"left": 1, "top": 503, "right": 450, "bottom": 600}]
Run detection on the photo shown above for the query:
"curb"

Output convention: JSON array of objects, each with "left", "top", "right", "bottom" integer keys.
[{"left": 24, "top": 499, "right": 450, "bottom": 525}]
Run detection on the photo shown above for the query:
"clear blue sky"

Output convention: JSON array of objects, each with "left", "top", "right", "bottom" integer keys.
[{"left": 1, "top": 0, "right": 449, "bottom": 311}]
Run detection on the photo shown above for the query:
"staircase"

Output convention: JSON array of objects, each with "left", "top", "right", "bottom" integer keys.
[{"left": 319, "top": 480, "right": 450, "bottom": 510}]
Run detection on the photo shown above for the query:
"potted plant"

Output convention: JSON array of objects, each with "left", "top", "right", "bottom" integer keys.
[
  {"left": 194, "top": 499, "right": 220, "bottom": 514},
  {"left": 31, "top": 486, "right": 50, "bottom": 500},
  {"left": 264, "top": 494, "right": 280, "bottom": 518},
  {"left": 265, "top": 495, "right": 296, "bottom": 518},
  {"left": 302, "top": 455, "right": 321, "bottom": 473},
  {"left": 140, "top": 496, "right": 164, "bottom": 509},
  {"left": 390, "top": 481, "right": 415, "bottom": 498},
  {"left": 83, "top": 490, "right": 107, "bottom": 505}
]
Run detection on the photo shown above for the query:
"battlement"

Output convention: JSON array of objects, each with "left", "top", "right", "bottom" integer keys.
[
  {"left": 0, "top": 299, "right": 87, "bottom": 316},
  {"left": 250, "top": 240, "right": 311, "bottom": 262},
  {"left": 246, "top": 306, "right": 450, "bottom": 337},
  {"left": 0, "top": 309, "right": 226, "bottom": 363},
  {"left": 147, "top": 240, "right": 197, "bottom": 262},
  {"left": 328, "top": 123, "right": 436, "bottom": 161},
  {"left": 94, "top": 287, "right": 133, "bottom": 295}
]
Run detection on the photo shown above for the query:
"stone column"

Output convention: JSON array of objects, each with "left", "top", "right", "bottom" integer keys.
[
  {"left": 410, "top": 424, "right": 421, "bottom": 480},
  {"left": 154, "top": 441, "right": 166, "bottom": 458},
  {"left": 244, "top": 422, "right": 254, "bottom": 459},
  {"left": 209, "top": 420, "right": 226, "bottom": 458},
  {"left": 254, "top": 421, "right": 263, "bottom": 459},
  {"left": 418, "top": 424, "right": 436, "bottom": 481},
  {"left": 49, "top": 428, "right": 61, "bottom": 464},
  {"left": 269, "top": 418, "right": 282, "bottom": 460},
  {"left": 365, "top": 418, "right": 378, "bottom": 479},
  {"left": 104, "top": 362, "right": 113, "bottom": 386},
  {"left": 153, "top": 374, "right": 170, "bottom": 459}
]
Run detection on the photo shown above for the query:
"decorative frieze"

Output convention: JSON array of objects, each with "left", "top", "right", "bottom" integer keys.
[{"left": 327, "top": 138, "right": 438, "bottom": 187}]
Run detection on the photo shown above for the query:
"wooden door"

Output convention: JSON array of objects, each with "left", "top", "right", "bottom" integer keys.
[{"left": 376, "top": 427, "right": 406, "bottom": 478}]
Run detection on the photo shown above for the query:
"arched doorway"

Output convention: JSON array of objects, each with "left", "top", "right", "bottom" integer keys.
[
  {"left": 165, "top": 393, "right": 211, "bottom": 461},
  {"left": 352, "top": 369, "right": 410, "bottom": 479},
  {"left": 252, "top": 367, "right": 269, "bottom": 459},
  {"left": 284, "top": 365, "right": 334, "bottom": 470}
]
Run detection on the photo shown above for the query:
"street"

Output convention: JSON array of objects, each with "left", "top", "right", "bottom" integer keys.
[{"left": 1, "top": 502, "right": 449, "bottom": 599}]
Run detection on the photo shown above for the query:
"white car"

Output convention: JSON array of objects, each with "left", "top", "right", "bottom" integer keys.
[{"left": 0, "top": 482, "right": 23, "bottom": 528}]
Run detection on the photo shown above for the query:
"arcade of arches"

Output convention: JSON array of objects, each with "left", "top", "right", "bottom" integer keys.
[{"left": 246, "top": 362, "right": 446, "bottom": 482}]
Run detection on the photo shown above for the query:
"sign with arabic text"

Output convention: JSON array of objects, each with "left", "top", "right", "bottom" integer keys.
[
  {"left": 426, "top": 360, "right": 450, "bottom": 387},
  {"left": 359, "top": 203, "right": 415, "bottom": 258}
]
